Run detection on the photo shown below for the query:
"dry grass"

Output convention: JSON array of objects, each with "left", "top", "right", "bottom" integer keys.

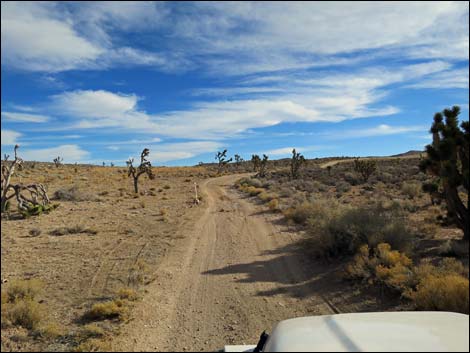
[
  {"left": 53, "top": 185, "right": 98, "bottom": 202},
  {"left": 49, "top": 225, "right": 98, "bottom": 236},
  {"left": 83, "top": 300, "right": 127, "bottom": 321},
  {"left": 116, "top": 287, "right": 139, "bottom": 301}
]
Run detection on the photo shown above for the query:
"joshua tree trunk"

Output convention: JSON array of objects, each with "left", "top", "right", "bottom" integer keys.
[{"left": 133, "top": 177, "right": 139, "bottom": 194}]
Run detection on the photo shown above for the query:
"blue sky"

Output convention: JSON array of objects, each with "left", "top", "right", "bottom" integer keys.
[{"left": 1, "top": 1, "right": 469, "bottom": 166}]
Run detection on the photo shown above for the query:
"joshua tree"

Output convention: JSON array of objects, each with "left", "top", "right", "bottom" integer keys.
[
  {"left": 127, "top": 148, "right": 155, "bottom": 193},
  {"left": 290, "top": 149, "right": 306, "bottom": 179},
  {"left": 234, "top": 154, "right": 244, "bottom": 168},
  {"left": 257, "top": 154, "right": 269, "bottom": 178},
  {"left": 102, "top": 162, "right": 106, "bottom": 167},
  {"left": 353, "top": 158, "right": 377, "bottom": 182},
  {"left": 110, "top": 162, "right": 115, "bottom": 167},
  {"left": 422, "top": 181, "right": 443, "bottom": 206},
  {"left": 419, "top": 106, "right": 469, "bottom": 240},
  {"left": 53, "top": 156, "right": 63, "bottom": 168},
  {"left": 1, "top": 145, "right": 52, "bottom": 216},
  {"left": 1, "top": 145, "right": 22, "bottom": 212},
  {"left": 327, "top": 165, "right": 332, "bottom": 176},
  {"left": 215, "top": 149, "right": 232, "bottom": 174},
  {"left": 251, "top": 154, "right": 261, "bottom": 172}
]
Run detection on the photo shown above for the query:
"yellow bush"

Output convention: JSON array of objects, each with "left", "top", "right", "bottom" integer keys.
[
  {"left": 407, "top": 258, "right": 469, "bottom": 314},
  {"left": 75, "top": 338, "right": 111, "bottom": 352},
  {"left": 116, "top": 287, "right": 139, "bottom": 301},
  {"left": 245, "top": 186, "right": 264, "bottom": 196},
  {"left": 410, "top": 274, "right": 469, "bottom": 314},
  {"left": 283, "top": 201, "right": 316, "bottom": 225},
  {"left": 267, "top": 199, "right": 279, "bottom": 211},
  {"left": 6, "top": 279, "right": 43, "bottom": 302},
  {"left": 345, "top": 243, "right": 414, "bottom": 291},
  {"left": 80, "top": 323, "right": 105, "bottom": 338},
  {"left": 258, "top": 192, "right": 274, "bottom": 202},
  {"left": 35, "top": 322, "right": 65, "bottom": 339},
  {"left": 6, "top": 298, "right": 45, "bottom": 330},
  {"left": 84, "top": 300, "right": 126, "bottom": 321}
]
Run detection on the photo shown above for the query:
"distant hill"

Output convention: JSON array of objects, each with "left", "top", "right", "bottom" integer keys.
[{"left": 391, "top": 150, "right": 423, "bottom": 157}]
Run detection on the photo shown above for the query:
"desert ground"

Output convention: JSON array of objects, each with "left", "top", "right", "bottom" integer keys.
[{"left": 1, "top": 155, "right": 468, "bottom": 352}]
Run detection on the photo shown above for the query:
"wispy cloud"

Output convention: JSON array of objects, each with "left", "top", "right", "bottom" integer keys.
[
  {"left": 1, "top": 129, "right": 22, "bottom": 145},
  {"left": 147, "top": 141, "right": 223, "bottom": 163},
  {"left": 264, "top": 145, "right": 327, "bottom": 156},
  {"left": 2, "top": 111, "right": 51, "bottom": 123},
  {"left": 2, "top": 2, "right": 468, "bottom": 75},
  {"left": 324, "top": 124, "right": 426, "bottom": 140},
  {"left": 19, "top": 144, "right": 90, "bottom": 162}
]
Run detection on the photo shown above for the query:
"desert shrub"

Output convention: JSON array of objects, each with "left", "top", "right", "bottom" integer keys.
[
  {"left": 306, "top": 202, "right": 413, "bottom": 259},
  {"left": 128, "top": 260, "right": 151, "bottom": 287},
  {"left": 50, "top": 225, "right": 98, "bottom": 236},
  {"left": 116, "top": 287, "right": 139, "bottom": 301},
  {"left": 34, "top": 322, "right": 65, "bottom": 339},
  {"left": 83, "top": 300, "right": 126, "bottom": 321},
  {"left": 343, "top": 172, "right": 360, "bottom": 186},
  {"left": 243, "top": 186, "right": 265, "bottom": 196},
  {"left": 75, "top": 338, "right": 111, "bottom": 352},
  {"left": 283, "top": 201, "right": 317, "bottom": 225},
  {"left": 6, "top": 279, "right": 43, "bottom": 302},
  {"left": 237, "top": 177, "right": 262, "bottom": 188},
  {"left": 377, "top": 172, "right": 395, "bottom": 184},
  {"left": 410, "top": 275, "right": 469, "bottom": 313},
  {"left": 258, "top": 192, "right": 276, "bottom": 203},
  {"left": 53, "top": 185, "right": 97, "bottom": 202},
  {"left": 399, "top": 199, "right": 419, "bottom": 213},
  {"left": 345, "top": 243, "right": 414, "bottom": 292},
  {"left": 29, "top": 228, "right": 42, "bottom": 237},
  {"left": 335, "top": 181, "right": 351, "bottom": 194},
  {"left": 401, "top": 182, "right": 422, "bottom": 199},
  {"left": 6, "top": 299, "right": 45, "bottom": 330},
  {"left": 80, "top": 323, "right": 105, "bottom": 339},
  {"left": 311, "top": 180, "right": 328, "bottom": 192},
  {"left": 20, "top": 203, "right": 59, "bottom": 218},
  {"left": 268, "top": 199, "right": 279, "bottom": 211},
  {"left": 408, "top": 259, "right": 469, "bottom": 314}
]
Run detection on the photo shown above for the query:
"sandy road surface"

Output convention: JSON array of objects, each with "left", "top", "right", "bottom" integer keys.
[{"left": 112, "top": 174, "right": 337, "bottom": 352}]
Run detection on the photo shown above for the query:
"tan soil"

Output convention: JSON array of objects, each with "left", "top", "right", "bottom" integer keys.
[{"left": 110, "top": 174, "right": 383, "bottom": 352}]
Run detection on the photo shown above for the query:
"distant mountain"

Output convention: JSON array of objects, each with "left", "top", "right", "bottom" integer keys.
[{"left": 391, "top": 150, "right": 423, "bottom": 157}]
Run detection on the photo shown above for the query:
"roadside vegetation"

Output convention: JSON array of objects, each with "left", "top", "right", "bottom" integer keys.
[{"left": 236, "top": 107, "right": 469, "bottom": 314}]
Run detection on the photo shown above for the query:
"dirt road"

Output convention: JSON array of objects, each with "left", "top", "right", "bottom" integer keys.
[{"left": 112, "top": 174, "right": 338, "bottom": 352}]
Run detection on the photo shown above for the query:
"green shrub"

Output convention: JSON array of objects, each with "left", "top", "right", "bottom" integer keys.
[
  {"left": 306, "top": 201, "right": 414, "bottom": 259},
  {"left": 401, "top": 182, "right": 422, "bottom": 199},
  {"left": 283, "top": 201, "right": 317, "bottom": 225}
]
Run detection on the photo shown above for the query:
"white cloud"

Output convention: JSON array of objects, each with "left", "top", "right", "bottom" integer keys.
[
  {"left": 325, "top": 124, "right": 426, "bottom": 139},
  {"left": 2, "top": 111, "right": 50, "bottom": 123},
  {"left": 1, "top": 2, "right": 467, "bottom": 75},
  {"left": 265, "top": 147, "right": 303, "bottom": 156},
  {"left": 149, "top": 141, "right": 223, "bottom": 163},
  {"left": 264, "top": 145, "right": 327, "bottom": 156},
  {"left": 0, "top": 1, "right": 173, "bottom": 72},
  {"left": 51, "top": 90, "right": 139, "bottom": 118},
  {"left": 404, "top": 67, "right": 469, "bottom": 89},
  {"left": 1, "top": 2, "right": 103, "bottom": 72},
  {"left": 20, "top": 144, "right": 90, "bottom": 162},
  {"left": 1, "top": 129, "right": 22, "bottom": 145},
  {"left": 170, "top": 2, "right": 469, "bottom": 75}
]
